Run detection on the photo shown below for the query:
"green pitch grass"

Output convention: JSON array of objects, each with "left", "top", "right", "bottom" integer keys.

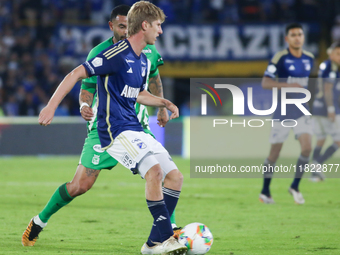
[{"left": 0, "top": 156, "right": 339, "bottom": 255}]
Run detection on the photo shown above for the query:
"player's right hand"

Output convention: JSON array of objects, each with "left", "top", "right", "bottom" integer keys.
[
  {"left": 38, "top": 106, "right": 56, "bottom": 126},
  {"left": 166, "top": 102, "right": 179, "bottom": 120},
  {"left": 80, "top": 106, "right": 94, "bottom": 121}
]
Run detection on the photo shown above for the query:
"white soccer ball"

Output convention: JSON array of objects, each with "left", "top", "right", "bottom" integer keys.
[{"left": 178, "top": 222, "right": 213, "bottom": 255}]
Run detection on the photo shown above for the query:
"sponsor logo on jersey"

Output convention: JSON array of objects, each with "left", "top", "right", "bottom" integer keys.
[
  {"left": 93, "top": 144, "right": 104, "bottom": 153},
  {"left": 121, "top": 85, "right": 140, "bottom": 98},
  {"left": 285, "top": 59, "right": 294, "bottom": 63},
  {"left": 92, "top": 154, "right": 100, "bottom": 165},
  {"left": 287, "top": 76, "right": 309, "bottom": 86},
  {"left": 127, "top": 67, "right": 133, "bottom": 73},
  {"left": 125, "top": 59, "right": 135, "bottom": 63},
  {"left": 92, "top": 57, "right": 103, "bottom": 67},
  {"left": 131, "top": 138, "right": 141, "bottom": 143},
  {"left": 137, "top": 142, "right": 147, "bottom": 149}
]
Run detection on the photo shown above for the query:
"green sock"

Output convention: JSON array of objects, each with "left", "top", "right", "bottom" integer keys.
[
  {"left": 170, "top": 209, "right": 176, "bottom": 225},
  {"left": 38, "top": 183, "right": 74, "bottom": 223}
]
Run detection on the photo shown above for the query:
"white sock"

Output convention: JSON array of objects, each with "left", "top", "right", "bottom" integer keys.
[
  {"left": 171, "top": 223, "right": 177, "bottom": 229},
  {"left": 33, "top": 215, "right": 47, "bottom": 228}
]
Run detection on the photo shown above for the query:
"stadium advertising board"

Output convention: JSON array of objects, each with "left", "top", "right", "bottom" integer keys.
[{"left": 55, "top": 23, "right": 320, "bottom": 76}]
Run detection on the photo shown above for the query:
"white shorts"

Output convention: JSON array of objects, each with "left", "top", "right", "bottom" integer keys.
[
  {"left": 313, "top": 115, "right": 340, "bottom": 141},
  {"left": 106, "top": 130, "right": 177, "bottom": 178},
  {"left": 269, "top": 116, "right": 313, "bottom": 144}
]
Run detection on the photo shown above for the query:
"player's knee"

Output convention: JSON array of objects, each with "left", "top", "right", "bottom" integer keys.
[
  {"left": 301, "top": 146, "right": 312, "bottom": 156},
  {"left": 145, "top": 165, "right": 163, "bottom": 183},
  {"left": 68, "top": 181, "right": 93, "bottom": 197},
  {"left": 77, "top": 182, "right": 93, "bottom": 195},
  {"left": 165, "top": 169, "right": 183, "bottom": 184}
]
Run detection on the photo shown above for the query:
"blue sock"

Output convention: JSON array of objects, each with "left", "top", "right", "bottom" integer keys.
[
  {"left": 163, "top": 187, "right": 180, "bottom": 216},
  {"left": 146, "top": 199, "right": 173, "bottom": 246},
  {"left": 312, "top": 146, "right": 322, "bottom": 161},
  {"left": 291, "top": 155, "right": 309, "bottom": 191},
  {"left": 261, "top": 159, "right": 275, "bottom": 196},
  {"left": 147, "top": 188, "right": 180, "bottom": 246},
  {"left": 317, "top": 143, "right": 338, "bottom": 164}
]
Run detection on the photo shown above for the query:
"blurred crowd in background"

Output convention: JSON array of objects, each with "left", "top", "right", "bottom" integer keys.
[{"left": 1, "top": 0, "right": 340, "bottom": 116}]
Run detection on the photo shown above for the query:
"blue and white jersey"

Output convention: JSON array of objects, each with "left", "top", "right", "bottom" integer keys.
[
  {"left": 82, "top": 39, "right": 148, "bottom": 149},
  {"left": 264, "top": 48, "right": 314, "bottom": 120},
  {"left": 313, "top": 59, "right": 340, "bottom": 116}
]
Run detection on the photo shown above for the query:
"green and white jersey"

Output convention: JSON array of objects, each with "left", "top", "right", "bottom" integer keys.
[{"left": 81, "top": 38, "right": 164, "bottom": 135}]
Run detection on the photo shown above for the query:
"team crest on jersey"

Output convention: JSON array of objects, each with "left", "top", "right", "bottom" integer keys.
[
  {"left": 91, "top": 57, "right": 103, "bottom": 67},
  {"left": 305, "top": 64, "right": 311, "bottom": 71},
  {"left": 93, "top": 144, "right": 104, "bottom": 153},
  {"left": 92, "top": 154, "right": 100, "bottom": 165},
  {"left": 137, "top": 142, "right": 147, "bottom": 149}
]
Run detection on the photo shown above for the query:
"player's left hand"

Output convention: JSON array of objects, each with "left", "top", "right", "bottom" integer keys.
[
  {"left": 38, "top": 106, "right": 56, "bottom": 126},
  {"left": 157, "top": 107, "right": 169, "bottom": 127},
  {"left": 80, "top": 106, "right": 94, "bottom": 121}
]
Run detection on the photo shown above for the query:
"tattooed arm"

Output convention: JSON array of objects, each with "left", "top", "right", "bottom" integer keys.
[
  {"left": 79, "top": 89, "right": 94, "bottom": 121},
  {"left": 148, "top": 73, "right": 169, "bottom": 127}
]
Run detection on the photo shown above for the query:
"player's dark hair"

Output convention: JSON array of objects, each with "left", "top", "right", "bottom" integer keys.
[
  {"left": 285, "top": 23, "right": 303, "bottom": 35},
  {"left": 110, "top": 5, "right": 130, "bottom": 21}
]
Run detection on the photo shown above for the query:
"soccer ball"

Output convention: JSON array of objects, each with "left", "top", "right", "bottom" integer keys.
[{"left": 178, "top": 222, "right": 213, "bottom": 255}]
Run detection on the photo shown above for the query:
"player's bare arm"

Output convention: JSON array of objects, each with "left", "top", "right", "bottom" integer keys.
[
  {"left": 324, "top": 82, "right": 335, "bottom": 121},
  {"left": 79, "top": 89, "right": 94, "bottom": 121},
  {"left": 137, "top": 90, "right": 179, "bottom": 120},
  {"left": 148, "top": 73, "right": 169, "bottom": 127},
  {"left": 39, "top": 65, "right": 88, "bottom": 126},
  {"left": 262, "top": 76, "right": 302, "bottom": 90}
]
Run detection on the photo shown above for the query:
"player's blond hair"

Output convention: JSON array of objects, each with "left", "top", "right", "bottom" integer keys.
[{"left": 127, "top": 1, "right": 165, "bottom": 36}]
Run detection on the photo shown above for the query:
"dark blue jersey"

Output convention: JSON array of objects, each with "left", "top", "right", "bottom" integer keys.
[
  {"left": 82, "top": 39, "right": 148, "bottom": 149},
  {"left": 312, "top": 59, "right": 340, "bottom": 116},
  {"left": 264, "top": 48, "right": 314, "bottom": 120}
]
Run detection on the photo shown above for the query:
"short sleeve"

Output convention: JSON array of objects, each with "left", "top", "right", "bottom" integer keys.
[
  {"left": 319, "top": 62, "right": 336, "bottom": 83},
  {"left": 264, "top": 61, "right": 278, "bottom": 79},
  {"left": 82, "top": 47, "right": 122, "bottom": 77},
  {"left": 81, "top": 47, "right": 101, "bottom": 92}
]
